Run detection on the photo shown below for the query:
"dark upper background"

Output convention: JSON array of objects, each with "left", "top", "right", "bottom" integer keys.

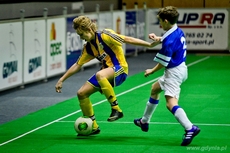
[{"left": 0, "top": 0, "right": 229, "bottom": 20}]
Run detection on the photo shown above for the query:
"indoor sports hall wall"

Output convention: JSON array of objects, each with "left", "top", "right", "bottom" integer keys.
[
  {"left": 0, "top": 4, "right": 229, "bottom": 92},
  {"left": 122, "top": 0, "right": 230, "bottom": 9}
]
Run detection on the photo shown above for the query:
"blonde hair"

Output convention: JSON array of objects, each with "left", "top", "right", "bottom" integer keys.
[{"left": 72, "top": 16, "right": 97, "bottom": 33}]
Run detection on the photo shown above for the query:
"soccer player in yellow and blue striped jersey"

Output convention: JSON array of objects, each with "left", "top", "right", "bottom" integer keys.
[{"left": 55, "top": 15, "right": 158, "bottom": 135}]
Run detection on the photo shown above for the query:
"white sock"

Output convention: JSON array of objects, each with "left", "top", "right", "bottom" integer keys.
[
  {"left": 142, "top": 101, "right": 158, "bottom": 123},
  {"left": 174, "top": 107, "right": 193, "bottom": 130}
]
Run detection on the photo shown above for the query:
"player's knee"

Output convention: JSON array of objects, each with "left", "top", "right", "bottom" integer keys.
[
  {"left": 95, "top": 72, "right": 104, "bottom": 81},
  {"left": 77, "top": 89, "right": 85, "bottom": 99}
]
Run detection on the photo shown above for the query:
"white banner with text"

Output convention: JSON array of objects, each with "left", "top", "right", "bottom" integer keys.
[{"left": 147, "top": 9, "right": 228, "bottom": 50}]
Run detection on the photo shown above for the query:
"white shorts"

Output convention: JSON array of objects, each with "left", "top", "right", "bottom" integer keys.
[{"left": 158, "top": 62, "right": 188, "bottom": 99}]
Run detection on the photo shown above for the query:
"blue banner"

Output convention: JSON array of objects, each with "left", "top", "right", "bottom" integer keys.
[
  {"left": 125, "top": 11, "right": 136, "bottom": 54},
  {"left": 66, "top": 16, "right": 83, "bottom": 69}
]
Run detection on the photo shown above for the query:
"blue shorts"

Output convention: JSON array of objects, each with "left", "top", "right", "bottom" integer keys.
[{"left": 87, "top": 65, "right": 127, "bottom": 89}]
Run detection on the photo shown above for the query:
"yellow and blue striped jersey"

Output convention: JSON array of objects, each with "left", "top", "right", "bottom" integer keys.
[{"left": 77, "top": 29, "right": 128, "bottom": 74}]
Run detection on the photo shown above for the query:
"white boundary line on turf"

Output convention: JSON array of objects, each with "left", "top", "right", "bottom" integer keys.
[
  {"left": 0, "top": 56, "right": 210, "bottom": 147},
  {"left": 57, "top": 120, "right": 230, "bottom": 127},
  {"left": 187, "top": 56, "right": 210, "bottom": 67}
]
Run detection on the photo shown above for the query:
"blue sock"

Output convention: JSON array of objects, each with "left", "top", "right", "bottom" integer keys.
[
  {"left": 149, "top": 97, "right": 159, "bottom": 104},
  {"left": 171, "top": 105, "right": 180, "bottom": 114}
]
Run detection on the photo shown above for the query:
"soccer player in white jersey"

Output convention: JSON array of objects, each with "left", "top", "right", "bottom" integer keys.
[{"left": 134, "top": 6, "right": 200, "bottom": 146}]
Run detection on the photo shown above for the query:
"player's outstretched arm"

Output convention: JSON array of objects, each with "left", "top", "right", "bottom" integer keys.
[
  {"left": 123, "top": 35, "right": 161, "bottom": 48},
  {"left": 123, "top": 36, "right": 152, "bottom": 47},
  {"left": 55, "top": 63, "right": 82, "bottom": 93},
  {"left": 150, "top": 41, "right": 161, "bottom": 48}
]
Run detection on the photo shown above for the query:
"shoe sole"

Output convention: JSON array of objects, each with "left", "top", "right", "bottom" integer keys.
[{"left": 107, "top": 113, "right": 123, "bottom": 122}]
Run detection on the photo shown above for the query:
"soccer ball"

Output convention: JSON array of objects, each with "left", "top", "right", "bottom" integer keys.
[{"left": 74, "top": 116, "right": 93, "bottom": 135}]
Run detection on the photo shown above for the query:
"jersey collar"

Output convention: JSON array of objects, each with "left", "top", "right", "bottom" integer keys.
[{"left": 161, "top": 24, "right": 178, "bottom": 42}]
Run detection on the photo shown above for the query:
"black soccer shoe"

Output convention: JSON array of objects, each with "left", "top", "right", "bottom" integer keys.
[
  {"left": 107, "top": 109, "right": 124, "bottom": 122},
  {"left": 181, "top": 125, "right": 200, "bottom": 146},
  {"left": 134, "top": 118, "right": 149, "bottom": 132}
]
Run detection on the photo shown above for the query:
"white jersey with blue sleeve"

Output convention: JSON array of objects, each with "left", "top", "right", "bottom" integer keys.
[{"left": 154, "top": 24, "right": 187, "bottom": 68}]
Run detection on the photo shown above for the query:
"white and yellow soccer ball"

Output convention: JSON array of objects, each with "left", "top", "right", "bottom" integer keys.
[{"left": 74, "top": 116, "right": 93, "bottom": 135}]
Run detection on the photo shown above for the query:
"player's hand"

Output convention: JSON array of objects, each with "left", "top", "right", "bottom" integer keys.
[
  {"left": 149, "top": 33, "right": 161, "bottom": 42},
  {"left": 55, "top": 80, "right": 63, "bottom": 93},
  {"left": 144, "top": 69, "right": 154, "bottom": 77}
]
